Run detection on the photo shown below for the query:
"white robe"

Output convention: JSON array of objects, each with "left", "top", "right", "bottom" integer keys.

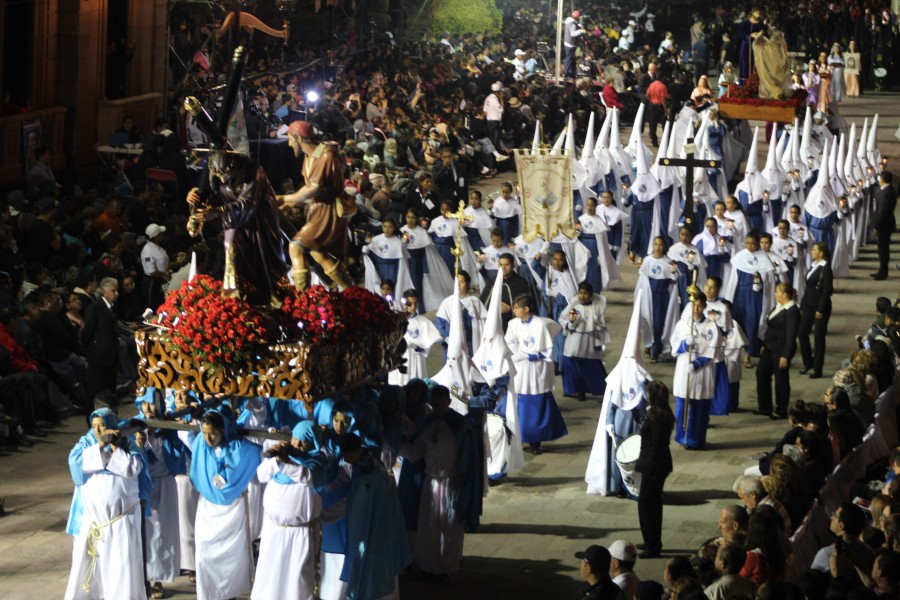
[
  {"left": 670, "top": 315, "right": 723, "bottom": 399},
  {"left": 435, "top": 294, "right": 486, "bottom": 356},
  {"left": 464, "top": 205, "right": 495, "bottom": 247},
  {"left": 176, "top": 430, "right": 199, "bottom": 572},
  {"left": 635, "top": 255, "right": 680, "bottom": 355},
  {"left": 65, "top": 445, "right": 146, "bottom": 600},
  {"left": 364, "top": 234, "right": 415, "bottom": 301},
  {"left": 251, "top": 457, "right": 322, "bottom": 600},
  {"left": 401, "top": 416, "right": 465, "bottom": 574},
  {"left": 143, "top": 436, "right": 181, "bottom": 583},
  {"left": 195, "top": 495, "right": 253, "bottom": 600},
  {"left": 401, "top": 224, "right": 454, "bottom": 311},
  {"left": 578, "top": 213, "right": 622, "bottom": 287},
  {"left": 505, "top": 316, "right": 562, "bottom": 394},
  {"left": 388, "top": 315, "right": 442, "bottom": 385},
  {"left": 559, "top": 295, "right": 610, "bottom": 359}
]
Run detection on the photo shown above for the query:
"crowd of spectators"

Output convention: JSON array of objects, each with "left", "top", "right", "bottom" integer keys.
[{"left": 4, "top": 2, "right": 900, "bottom": 597}]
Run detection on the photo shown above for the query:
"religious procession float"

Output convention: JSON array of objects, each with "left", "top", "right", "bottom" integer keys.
[
  {"left": 134, "top": 45, "right": 409, "bottom": 417},
  {"left": 136, "top": 278, "right": 409, "bottom": 413},
  {"left": 716, "top": 15, "right": 808, "bottom": 124}
]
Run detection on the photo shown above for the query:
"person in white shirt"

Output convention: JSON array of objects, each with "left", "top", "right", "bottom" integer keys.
[
  {"left": 483, "top": 82, "right": 505, "bottom": 156},
  {"left": 505, "top": 294, "right": 567, "bottom": 454},
  {"left": 140, "top": 223, "right": 173, "bottom": 311},
  {"left": 563, "top": 11, "right": 585, "bottom": 78},
  {"left": 704, "top": 543, "right": 757, "bottom": 600},
  {"left": 559, "top": 282, "right": 609, "bottom": 402},
  {"left": 609, "top": 540, "right": 641, "bottom": 599},
  {"left": 388, "top": 289, "right": 442, "bottom": 385},
  {"left": 491, "top": 181, "right": 521, "bottom": 244},
  {"left": 512, "top": 49, "right": 528, "bottom": 80}
]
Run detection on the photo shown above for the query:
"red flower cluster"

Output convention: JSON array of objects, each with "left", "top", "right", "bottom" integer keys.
[
  {"left": 722, "top": 73, "right": 809, "bottom": 109},
  {"left": 340, "top": 286, "right": 403, "bottom": 334},
  {"left": 156, "top": 275, "right": 269, "bottom": 371},
  {"left": 280, "top": 285, "right": 402, "bottom": 345},
  {"left": 281, "top": 285, "right": 345, "bottom": 344}
]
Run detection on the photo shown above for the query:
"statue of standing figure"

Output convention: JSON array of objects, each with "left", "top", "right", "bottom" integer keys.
[{"left": 279, "top": 120, "right": 355, "bottom": 290}]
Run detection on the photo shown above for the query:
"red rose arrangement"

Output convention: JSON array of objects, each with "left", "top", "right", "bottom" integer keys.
[
  {"left": 722, "top": 74, "right": 808, "bottom": 109},
  {"left": 156, "top": 275, "right": 269, "bottom": 371},
  {"left": 280, "top": 285, "right": 345, "bottom": 344},
  {"left": 280, "top": 285, "right": 402, "bottom": 345}
]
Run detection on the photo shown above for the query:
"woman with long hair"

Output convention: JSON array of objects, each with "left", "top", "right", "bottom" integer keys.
[
  {"left": 740, "top": 504, "right": 789, "bottom": 584},
  {"left": 634, "top": 380, "right": 675, "bottom": 558}
]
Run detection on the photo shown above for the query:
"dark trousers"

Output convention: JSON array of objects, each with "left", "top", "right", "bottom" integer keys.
[
  {"left": 876, "top": 228, "right": 892, "bottom": 276},
  {"left": 87, "top": 360, "right": 117, "bottom": 410},
  {"left": 647, "top": 103, "right": 665, "bottom": 145},
  {"left": 564, "top": 45, "right": 577, "bottom": 78},
  {"left": 798, "top": 305, "right": 830, "bottom": 375},
  {"left": 756, "top": 348, "right": 791, "bottom": 414},
  {"left": 637, "top": 472, "right": 667, "bottom": 552}
]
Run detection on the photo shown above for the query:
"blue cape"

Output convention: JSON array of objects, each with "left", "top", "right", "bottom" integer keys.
[
  {"left": 66, "top": 408, "right": 152, "bottom": 536},
  {"left": 189, "top": 406, "right": 261, "bottom": 505}
]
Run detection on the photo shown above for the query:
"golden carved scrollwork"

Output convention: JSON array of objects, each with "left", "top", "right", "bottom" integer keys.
[{"left": 135, "top": 313, "right": 408, "bottom": 408}]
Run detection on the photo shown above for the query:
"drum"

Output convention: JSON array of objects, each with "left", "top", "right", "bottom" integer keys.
[{"left": 614, "top": 433, "right": 643, "bottom": 498}]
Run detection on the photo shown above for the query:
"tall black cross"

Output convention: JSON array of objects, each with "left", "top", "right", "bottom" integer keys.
[{"left": 658, "top": 137, "right": 722, "bottom": 234}]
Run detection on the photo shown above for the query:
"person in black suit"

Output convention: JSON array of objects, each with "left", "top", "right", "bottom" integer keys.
[
  {"left": 403, "top": 172, "right": 441, "bottom": 223},
  {"left": 431, "top": 147, "right": 469, "bottom": 205},
  {"left": 755, "top": 282, "right": 802, "bottom": 418},
  {"left": 798, "top": 242, "right": 833, "bottom": 378},
  {"left": 482, "top": 253, "right": 532, "bottom": 333},
  {"left": 633, "top": 380, "right": 674, "bottom": 559},
  {"left": 871, "top": 171, "right": 896, "bottom": 280},
  {"left": 82, "top": 277, "right": 120, "bottom": 410}
]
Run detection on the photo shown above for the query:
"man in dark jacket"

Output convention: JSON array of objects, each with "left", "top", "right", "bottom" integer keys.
[
  {"left": 432, "top": 147, "right": 469, "bottom": 205},
  {"left": 574, "top": 545, "right": 625, "bottom": 600},
  {"left": 82, "top": 277, "right": 120, "bottom": 410},
  {"left": 871, "top": 170, "right": 896, "bottom": 280}
]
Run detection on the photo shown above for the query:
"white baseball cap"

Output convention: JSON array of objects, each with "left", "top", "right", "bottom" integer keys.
[{"left": 146, "top": 223, "right": 167, "bottom": 239}]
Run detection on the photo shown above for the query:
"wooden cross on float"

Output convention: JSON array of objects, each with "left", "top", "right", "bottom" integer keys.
[{"left": 658, "top": 137, "right": 721, "bottom": 234}]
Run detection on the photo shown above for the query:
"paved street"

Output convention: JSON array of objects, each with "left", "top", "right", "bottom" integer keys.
[{"left": 1, "top": 93, "right": 899, "bottom": 599}]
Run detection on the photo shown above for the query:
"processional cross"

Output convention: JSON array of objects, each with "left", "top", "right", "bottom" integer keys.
[{"left": 658, "top": 137, "right": 721, "bottom": 233}]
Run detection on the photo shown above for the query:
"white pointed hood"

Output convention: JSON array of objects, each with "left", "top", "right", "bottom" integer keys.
[
  {"left": 473, "top": 271, "right": 516, "bottom": 386},
  {"left": 608, "top": 108, "right": 632, "bottom": 186},
  {"left": 580, "top": 112, "right": 596, "bottom": 162},
  {"left": 188, "top": 251, "right": 198, "bottom": 282},
  {"left": 799, "top": 106, "right": 816, "bottom": 167},
  {"left": 867, "top": 113, "right": 882, "bottom": 170},
  {"left": 845, "top": 122, "right": 862, "bottom": 184},
  {"left": 805, "top": 139, "right": 837, "bottom": 218},
  {"left": 831, "top": 133, "right": 848, "bottom": 197},
  {"left": 650, "top": 120, "right": 673, "bottom": 188},
  {"left": 626, "top": 103, "right": 646, "bottom": 156},
  {"left": 630, "top": 133, "right": 661, "bottom": 203},
  {"left": 605, "top": 288, "right": 652, "bottom": 410},
  {"left": 762, "top": 129, "right": 787, "bottom": 200},
  {"left": 666, "top": 118, "right": 685, "bottom": 188},
  {"left": 564, "top": 113, "right": 577, "bottom": 157},
  {"left": 593, "top": 110, "right": 613, "bottom": 176},
  {"left": 531, "top": 120, "right": 542, "bottom": 156},
  {"left": 549, "top": 120, "right": 567, "bottom": 156},
  {"left": 857, "top": 117, "right": 874, "bottom": 183},
  {"left": 433, "top": 279, "right": 483, "bottom": 413},
  {"left": 737, "top": 126, "right": 769, "bottom": 201}
]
